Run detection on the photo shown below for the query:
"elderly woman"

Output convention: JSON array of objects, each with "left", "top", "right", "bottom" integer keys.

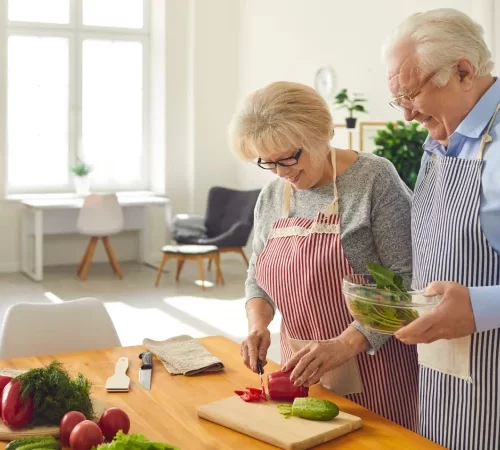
[
  {"left": 228, "top": 81, "right": 418, "bottom": 430},
  {"left": 382, "top": 8, "right": 500, "bottom": 449}
]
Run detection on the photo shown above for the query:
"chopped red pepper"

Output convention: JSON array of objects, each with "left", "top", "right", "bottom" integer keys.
[
  {"left": 2, "top": 380, "right": 34, "bottom": 428},
  {"left": 234, "top": 387, "right": 266, "bottom": 402},
  {"left": 239, "top": 392, "right": 256, "bottom": 402},
  {"left": 245, "top": 387, "right": 265, "bottom": 396}
]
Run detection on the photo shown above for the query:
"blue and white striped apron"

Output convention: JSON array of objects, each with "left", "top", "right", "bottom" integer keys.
[{"left": 412, "top": 102, "right": 500, "bottom": 450}]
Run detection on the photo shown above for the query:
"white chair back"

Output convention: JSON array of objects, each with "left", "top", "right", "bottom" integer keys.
[
  {"left": 0, "top": 298, "right": 122, "bottom": 359},
  {"left": 77, "top": 193, "right": 124, "bottom": 236}
]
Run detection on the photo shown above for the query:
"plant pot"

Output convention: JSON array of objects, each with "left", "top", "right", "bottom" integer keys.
[
  {"left": 74, "top": 176, "right": 90, "bottom": 196},
  {"left": 345, "top": 118, "right": 357, "bottom": 129}
]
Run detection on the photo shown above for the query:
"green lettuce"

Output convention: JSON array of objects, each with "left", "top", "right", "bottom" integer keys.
[{"left": 94, "top": 431, "right": 179, "bottom": 450}]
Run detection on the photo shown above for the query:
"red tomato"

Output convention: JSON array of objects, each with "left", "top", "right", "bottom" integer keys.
[
  {"left": 69, "top": 420, "right": 104, "bottom": 450},
  {"left": 98, "top": 407, "right": 130, "bottom": 441},
  {"left": 59, "top": 411, "right": 86, "bottom": 446}
]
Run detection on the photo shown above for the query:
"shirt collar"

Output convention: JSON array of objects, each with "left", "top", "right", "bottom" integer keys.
[
  {"left": 423, "top": 77, "right": 500, "bottom": 155},
  {"left": 455, "top": 77, "right": 500, "bottom": 138}
]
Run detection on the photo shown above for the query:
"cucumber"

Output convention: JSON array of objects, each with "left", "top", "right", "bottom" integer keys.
[
  {"left": 6, "top": 437, "right": 57, "bottom": 450},
  {"left": 16, "top": 441, "right": 60, "bottom": 450}
]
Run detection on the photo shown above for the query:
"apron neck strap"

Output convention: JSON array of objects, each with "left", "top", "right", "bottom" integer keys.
[
  {"left": 477, "top": 101, "right": 500, "bottom": 160},
  {"left": 281, "top": 148, "right": 339, "bottom": 217}
]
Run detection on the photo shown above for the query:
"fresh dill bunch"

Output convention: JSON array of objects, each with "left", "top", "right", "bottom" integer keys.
[{"left": 15, "top": 361, "right": 94, "bottom": 426}]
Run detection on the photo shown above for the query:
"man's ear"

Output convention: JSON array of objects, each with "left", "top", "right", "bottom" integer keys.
[{"left": 456, "top": 59, "right": 475, "bottom": 90}]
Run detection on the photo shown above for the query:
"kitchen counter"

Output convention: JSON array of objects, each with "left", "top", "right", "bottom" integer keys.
[{"left": 0, "top": 336, "right": 444, "bottom": 449}]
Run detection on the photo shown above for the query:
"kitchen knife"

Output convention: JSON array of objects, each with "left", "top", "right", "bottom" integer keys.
[
  {"left": 139, "top": 352, "right": 153, "bottom": 390},
  {"left": 257, "top": 359, "right": 267, "bottom": 399}
]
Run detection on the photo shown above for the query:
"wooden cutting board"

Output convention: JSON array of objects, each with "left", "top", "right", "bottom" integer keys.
[
  {"left": 197, "top": 396, "right": 363, "bottom": 450},
  {"left": 0, "top": 369, "right": 106, "bottom": 441}
]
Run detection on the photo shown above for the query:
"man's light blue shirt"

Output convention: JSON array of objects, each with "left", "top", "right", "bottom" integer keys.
[{"left": 417, "top": 78, "right": 500, "bottom": 333}]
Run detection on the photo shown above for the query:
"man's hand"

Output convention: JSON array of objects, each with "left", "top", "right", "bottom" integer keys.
[
  {"left": 395, "top": 281, "right": 476, "bottom": 344},
  {"left": 281, "top": 338, "right": 352, "bottom": 388},
  {"left": 241, "top": 328, "right": 271, "bottom": 373}
]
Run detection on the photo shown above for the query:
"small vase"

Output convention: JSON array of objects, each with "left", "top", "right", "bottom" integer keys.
[
  {"left": 345, "top": 117, "right": 357, "bottom": 129},
  {"left": 74, "top": 176, "right": 90, "bottom": 196}
]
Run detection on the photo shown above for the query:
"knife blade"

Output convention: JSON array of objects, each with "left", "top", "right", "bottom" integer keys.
[
  {"left": 139, "top": 352, "right": 153, "bottom": 390},
  {"left": 257, "top": 359, "right": 267, "bottom": 398}
]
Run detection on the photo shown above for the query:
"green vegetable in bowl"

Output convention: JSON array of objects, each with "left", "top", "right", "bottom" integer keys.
[
  {"left": 278, "top": 398, "right": 339, "bottom": 421},
  {"left": 367, "top": 263, "right": 411, "bottom": 299},
  {"left": 349, "top": 263, "right": 419, "bottom": 333}
]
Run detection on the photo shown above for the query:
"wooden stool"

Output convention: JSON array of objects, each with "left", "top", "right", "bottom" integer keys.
[
  {"left": 207, "top": 246, "right": 249, "bottom": 271},
  {"left": 77, "top": 236, "right": 123, "bottom": 281},
  {"left": 155, "top": 245, "right": 224, "bottom": 291}
]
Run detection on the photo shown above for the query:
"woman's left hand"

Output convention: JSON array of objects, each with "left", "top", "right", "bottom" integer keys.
[{"left": 282, "top": 338, "right": 352, "bottom": 388}]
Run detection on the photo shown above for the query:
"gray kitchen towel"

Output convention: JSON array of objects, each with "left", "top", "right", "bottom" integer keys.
[{"left": 143, "top": 335, "right": 224, "bottom": 376}]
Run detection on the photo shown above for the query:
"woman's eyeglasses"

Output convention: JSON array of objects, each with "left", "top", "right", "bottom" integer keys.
[{"left": 257, "top": 149, "right": 302, "bottom": 170}]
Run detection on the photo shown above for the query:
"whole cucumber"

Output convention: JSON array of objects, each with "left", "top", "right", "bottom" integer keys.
[
  {"left": 6, "top": 437, "right": 57, "bottom": 450},
  {"left": 14, "top": 440, "right": 60, "bottom": 450}
]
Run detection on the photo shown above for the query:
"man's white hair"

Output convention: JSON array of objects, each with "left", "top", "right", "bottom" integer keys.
[{"left": 382, "top": 8, "right": 494, "bottom": 86}]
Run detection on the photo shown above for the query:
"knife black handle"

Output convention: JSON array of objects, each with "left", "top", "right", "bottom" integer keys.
[
  {"left": 139, "top": 352, "right": 153, "bottom": 369},
  {"left": 257, "top": 359, "right": 264, "bottom": 375}
]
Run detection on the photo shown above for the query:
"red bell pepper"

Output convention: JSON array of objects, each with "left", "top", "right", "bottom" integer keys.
[
  {"left": 267, "top": 370, "right": 309, "bottom": 402},
  {"left": 0, "top": 376, "right": 12, "bottom": 415},
  {"left": 2, "top": 380, "right": 34, "bottom": 428}
]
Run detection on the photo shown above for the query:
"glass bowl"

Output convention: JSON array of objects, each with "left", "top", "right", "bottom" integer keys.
[{"left": 342, "top": 274, "right": 441, "bottom": 335}]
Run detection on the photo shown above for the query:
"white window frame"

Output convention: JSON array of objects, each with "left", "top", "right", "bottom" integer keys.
[{"left": 1, "top": 0, "right": 151, "bottom": 196}]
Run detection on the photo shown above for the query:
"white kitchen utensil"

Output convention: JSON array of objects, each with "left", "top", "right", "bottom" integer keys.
[{"left": 105, "top": 357, "right": 130, "bottom": 392}]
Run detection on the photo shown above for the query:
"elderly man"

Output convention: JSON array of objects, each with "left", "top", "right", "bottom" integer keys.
[{"left": 382, "top": 8, "right": 500, "bottom": 449}]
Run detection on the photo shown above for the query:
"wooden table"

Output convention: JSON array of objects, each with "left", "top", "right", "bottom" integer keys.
[{"left": 0, "top": 336, "right": 444, "bottom": 450}]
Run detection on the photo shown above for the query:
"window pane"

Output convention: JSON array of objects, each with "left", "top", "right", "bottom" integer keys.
[
  {"left": 7, "top": 36, "right": 69, "bottom": 191},
  {"left": 82, "top": 0, "right": 143, "bottom": 29},
  {"left": 82, "top": 39, "right": 143, "bottom": 188},
  {"left": 8, "top": 0, "right": 70, "bottom": 24}
]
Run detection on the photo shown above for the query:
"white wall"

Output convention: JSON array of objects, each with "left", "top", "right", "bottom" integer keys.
[
  {"left": 236, "top": 0, "right": 496, "bottom": 189},
  {"left": 1, "top": 0, "right": 498, "bottom": 272},
  {"left": 0, "top": 0, "right": 241, "bottom": 272},
  {"left": 163, "top": 0, "right": 241, "bottom": 216}
]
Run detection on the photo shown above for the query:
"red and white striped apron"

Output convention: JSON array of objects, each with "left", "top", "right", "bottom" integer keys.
[{"left": 254, "top": 149, "right": 419, "bottom": 431}]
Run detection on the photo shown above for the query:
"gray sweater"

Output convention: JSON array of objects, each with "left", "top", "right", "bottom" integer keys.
[{"left": 245, "top": 152, "right": 413, "bottom": 353}]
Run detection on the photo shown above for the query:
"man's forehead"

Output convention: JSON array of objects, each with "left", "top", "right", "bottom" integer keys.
[{"left": 387, "top": 43, "right": 421, "bottom": 94}]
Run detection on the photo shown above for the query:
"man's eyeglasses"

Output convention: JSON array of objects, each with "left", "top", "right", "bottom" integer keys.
[
  {"left": 257, "top": 149, "right": 302, "bottom": 170},
  {"left": 389, "top": 69, "right": 439, "bottom": 113}
]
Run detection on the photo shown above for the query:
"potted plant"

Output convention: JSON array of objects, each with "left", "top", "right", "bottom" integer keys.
[
  {"left": 334, "top": 88, "right": 368, "bottom": 129},
  {"left": 70, "top": 159, "right": 92, "bottom": 196},
  {"left": 372, "top": 121, "right": 428, "bottom": 190}
]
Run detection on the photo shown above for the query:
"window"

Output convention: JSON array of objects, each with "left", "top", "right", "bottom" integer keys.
[{"left": 4, "top": 0, "right": 149, "bottom": 195}]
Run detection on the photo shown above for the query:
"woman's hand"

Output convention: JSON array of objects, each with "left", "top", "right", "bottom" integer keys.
[
  {"left": 282, "top": 339, "right": 351, "bottom": 388},
  {"left": 282, "top": 327, "right": 369, "bottom": 387},
  {"left": 241, "top": 328, "right": 271, "bottom": 373}
]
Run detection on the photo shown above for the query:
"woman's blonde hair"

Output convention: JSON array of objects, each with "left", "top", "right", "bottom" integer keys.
[{"left": 228, "top": 81, "right": 334, "bottom": 166}]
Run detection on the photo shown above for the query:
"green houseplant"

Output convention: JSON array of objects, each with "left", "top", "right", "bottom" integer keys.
[
  {"left": 334, "top": 88, "right": 367, "bottom": 129},
  {"left": 70, "top": 159, "right": 92, "bottom": 196},
  {"left": 372, "top": 121, "right": 428, "bottom": 190}
]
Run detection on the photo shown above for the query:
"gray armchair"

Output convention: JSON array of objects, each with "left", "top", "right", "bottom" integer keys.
[{"left": 172, "top": 186, "right": 260, "bottom": 267}]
